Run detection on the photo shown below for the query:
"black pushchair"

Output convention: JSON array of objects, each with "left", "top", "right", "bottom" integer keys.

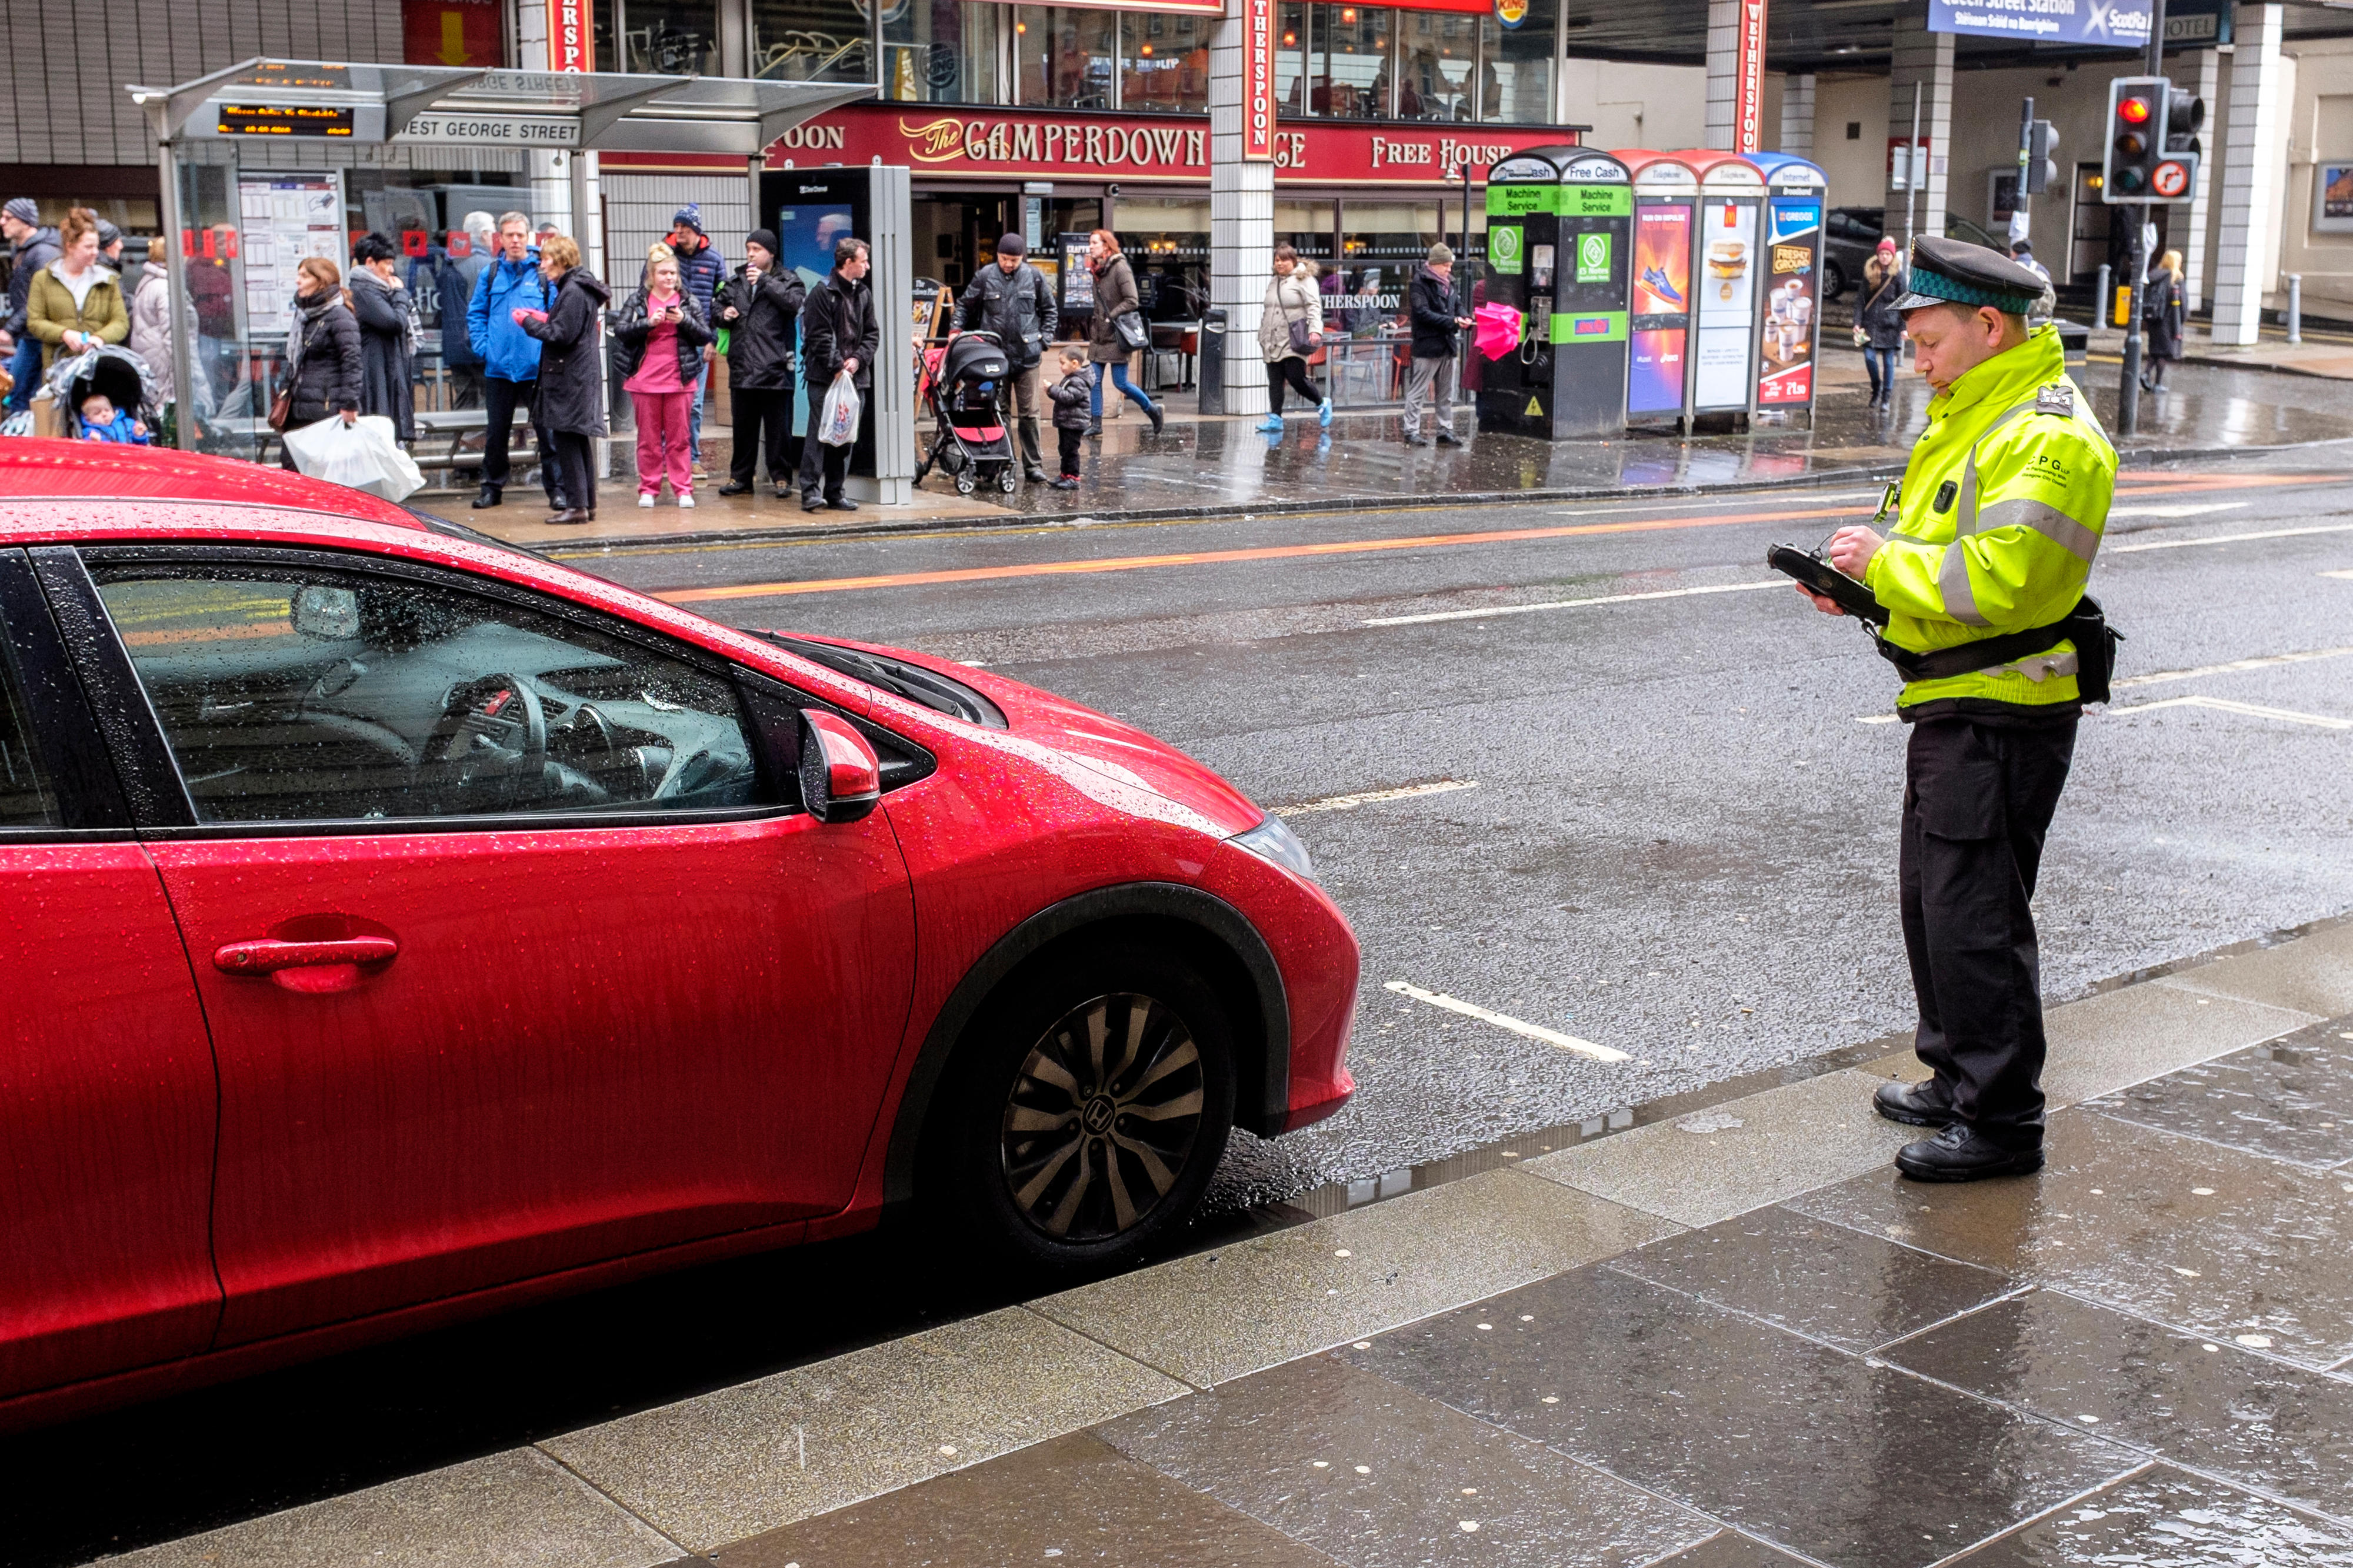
[
  {"left": 915, "top": 331, "right": 1018, "bottom": 496},
  {"left": 46, "top": 344, "right": 159, "bottom": 441}
]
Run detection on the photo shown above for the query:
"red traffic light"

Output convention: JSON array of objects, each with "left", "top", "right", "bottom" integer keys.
[{"left": 2118, "top": 96, "right": 2152, "bottom": 124}]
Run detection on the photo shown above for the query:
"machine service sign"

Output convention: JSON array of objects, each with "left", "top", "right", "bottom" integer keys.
[
  {"left": 1928, "top": 0, "right": 2148, "bottom": 45},
  {"left": 1244, "top": 0, "right": 1276, "bottom": 161}
]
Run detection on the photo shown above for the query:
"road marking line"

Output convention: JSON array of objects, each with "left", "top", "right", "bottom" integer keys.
[
  {"left": 2107, "top": 503, "right": 2249, "bottom": 519},
  {"left": 2114, "top": 644, "right": 2353, "bottom": 690},
  {"left": 1277, "top": 779, "right": 1479, "bottom": 815},
  {"left": 1384, "top": 980, "right": 1629, "bottom": 1062},
  {"left": 2114, "top": 695, "right": 2352, "bottom": 730},
  {"left": 2325, "top": 569, "right": 2353, "bottom": 581},
  {"left": 1364, "top": 578, "right": 1788, "bottom": 627},
  {"left": 649, "top": 505, "right": 1883, "bottom": 602},
  {"left": 2111, "top": 522, "right": 2353, "bottom": 553}
]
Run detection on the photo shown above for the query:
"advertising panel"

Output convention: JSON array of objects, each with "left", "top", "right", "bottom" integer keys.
[
  {"left": 1691, "top": 198, "right": 1755, "bottom": 409},
  {"left": 1928, "top": 0, "right": 2147, "bottom": 46},
  {"left": 1757, "top": 198, "right": 1821, "bottom": 407},
  {"left": 1627, "top": 202, "right": 1691, "bottom": 415}
]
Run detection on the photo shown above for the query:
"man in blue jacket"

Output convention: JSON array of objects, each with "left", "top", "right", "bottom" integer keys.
[
  {"left": 466, "top": 212, "right": 549, "bottom": 509},
  {"left": 666, "top": 205, "right": 726, "bottom": 473}
]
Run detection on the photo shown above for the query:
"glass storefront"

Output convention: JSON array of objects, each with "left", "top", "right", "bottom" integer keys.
[
  {"left": 1113, "top": 197, "right": 1209, "bottom": 321},
  {"left": 1395, "top": 9, "right": 1475, "bottom": 122},
  {"left": 1016, "top": 6, "right": 1118, "bottom": 109},
  {"left": 1121, "top": 12, "right": 1212, "bottom": 114},
  {"left": 754, "top": 0, "right": 875, "bottom": 82},
  {"left": 885, "top": 0, "right": 1005, "bottom": 103},
  {"left": 619, "top": 0, "right": 724, "bottom": 74}
]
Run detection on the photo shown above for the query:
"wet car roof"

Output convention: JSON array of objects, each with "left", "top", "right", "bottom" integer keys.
[{"left": 0, "top": 439, "right": 426, "bottom": 531}]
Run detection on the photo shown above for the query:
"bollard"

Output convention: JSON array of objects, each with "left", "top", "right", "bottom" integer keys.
[
  {"left": 2095, "top": 263, "right": 2112, "bottom": 328},
  {"left": 2288, "top": 275, "right": 2302, "bottom": 345}
]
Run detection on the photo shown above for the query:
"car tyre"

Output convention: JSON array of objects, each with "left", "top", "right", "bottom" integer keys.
[
  {"left": 1822, "top": 258, "right": 1847, "bottom": 301},
  {"left": 929, "top": 944, "right": 1236, "bottom": 1276}
]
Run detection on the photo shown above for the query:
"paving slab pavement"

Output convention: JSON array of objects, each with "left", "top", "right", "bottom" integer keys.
[{"left": 96, "top": 922, "right": 2351, "bottom": 1567}]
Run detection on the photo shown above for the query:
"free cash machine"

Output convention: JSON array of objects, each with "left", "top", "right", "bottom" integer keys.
[{"left": 1476, "top": 146, "right": 1634, "bottom": 440}]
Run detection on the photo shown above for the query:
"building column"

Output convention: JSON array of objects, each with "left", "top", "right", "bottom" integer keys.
[
  {"left": 1209, "top": 0, "right": 1273, "bottom": 416},
  {"left": 2209, "top": 5, "right": 2286, "bottom": 345},
  {"left": 1780, "top": 72, "right": 1816, "bottom": 158},
  {"left": 2179, "top": 48, "right": 2221, "bottom": 313},
  {"left": 1881, "top": 12, "right": 1951, "bottom": 248},
  {"left": 1704, "top": 0, "right": 1740, "bottom": 150}
]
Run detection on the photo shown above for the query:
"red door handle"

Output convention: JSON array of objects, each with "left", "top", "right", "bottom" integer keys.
[{"left": 214, "top": 936, "right": 398, "bottom": 993}]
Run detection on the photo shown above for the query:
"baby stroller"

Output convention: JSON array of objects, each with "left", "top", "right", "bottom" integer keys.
[
  {"left": 47, "top": 343, "right": 159, "bottom": 441},
  {"left": 915, "top": 330, "right": 1017, "bottom": 496}
]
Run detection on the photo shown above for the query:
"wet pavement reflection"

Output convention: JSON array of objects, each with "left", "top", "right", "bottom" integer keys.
[{"left": 1958, "top": 1465, "right": 2353, "bottom": 1567}]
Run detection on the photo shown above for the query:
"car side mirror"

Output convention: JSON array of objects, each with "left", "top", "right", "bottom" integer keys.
[{"left": 799, "top": 709, "right": 881, "bottom": 823}]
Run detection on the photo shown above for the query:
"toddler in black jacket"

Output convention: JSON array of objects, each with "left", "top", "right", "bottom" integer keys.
[{"left": 1045, "top": 348, "right": 1092, "bottom": 489}]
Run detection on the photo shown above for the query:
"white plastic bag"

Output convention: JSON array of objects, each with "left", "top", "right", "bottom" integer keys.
[
  {"left": 817, "top": 369, "right": 861, "bottom": 447},
  {"left": 282, "top": 414, "right": 425, "bottom": 502}
]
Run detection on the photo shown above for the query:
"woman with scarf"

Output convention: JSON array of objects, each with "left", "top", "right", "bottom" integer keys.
[
  {"left": 276, "top": 255, "right": 361, "bottom": 471},
  {"left": 518, "top": 233, "right": 611, "bottom": 524},
  {"left": 1083, "top": 229, "right": 1164, "bottom": 436},
  {"left": 1854, "top": 236, "right": 1906, "bottom": 408},
  {"left": 349, "top": 232, "right": 418, "bottom": 444}
]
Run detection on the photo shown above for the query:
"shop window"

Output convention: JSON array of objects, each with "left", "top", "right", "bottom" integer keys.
[
  {"left": 752, "top": 0, "right": 873, "bottom": 82},
  {"left": 1121, "top": 12, "right": 1210, "bottom": 114},
  {"left": 1114, "top": 199, "right": 1208, "bottom": 318},
  {"left": 1396, "top": 11, "right": 1474, "bottom": 123},
  {"left": 1336, "top": 201, "right": 1434, "bottom": 333},
  {"left": 1017, "top": 6, "right": 1116, "bottom": 109},
  {"left": 1313, "top": 4, "right": 1392, "bottom": 121},
  {"left": 1479, "top": 0, "right": 1553, "bottom": 124},
  {"left": 885, "top": 0, "right": 1002, "bottom": 101},
  {"left": 1277, "top": 4, "right": 1310, "bottom": 115},
  {"left": 1277, "top": 199, "right": 1337, "bottom": 275},
  {"left": 622, "top": 0, "right": 722, "bottom": 74}
]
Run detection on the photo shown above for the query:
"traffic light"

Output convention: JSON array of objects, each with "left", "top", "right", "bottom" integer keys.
[
  {"left": 2024, "top": 119, "right": 2059, "bottom": 196},
  {"left": 2152, "top": 84, "right": 2205, "bottom": 203},
  {"left": 2103, "top": 76, "right": 2164, "bottom": 202}
]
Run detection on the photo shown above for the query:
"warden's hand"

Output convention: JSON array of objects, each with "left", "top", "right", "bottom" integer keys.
[
  {"left": 1794, "top": 583, "right": 1844, "bottom": 615},
  {"left": 1825, "top": 525, "right": 1884, "bottom": 578}
]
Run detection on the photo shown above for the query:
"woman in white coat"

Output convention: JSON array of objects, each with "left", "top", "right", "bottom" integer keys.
[{"left": 1255, "top": 245, "right": 1331, "bottom": 433}]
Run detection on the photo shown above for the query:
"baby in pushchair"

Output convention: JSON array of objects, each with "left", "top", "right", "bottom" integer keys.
[
  {"left": 77, "top": 391, "right": 149, "bottom": 444},
  {"left": 51, "top": 344, "right": 157, "bottom": 444}
]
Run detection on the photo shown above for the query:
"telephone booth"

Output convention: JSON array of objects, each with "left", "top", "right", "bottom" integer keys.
[
  {"left": 1744, "top": 152, "right": 1828, "bottom": 422},
  {"left": 1476, "top": 146, "right": 1633, "bottom": 441},
  {"left": 1678, "top": 151, "right": 1767, "bottom": 422},
  {"left": 1612, "top": 151, "right": 1700, "bottom": 428}
]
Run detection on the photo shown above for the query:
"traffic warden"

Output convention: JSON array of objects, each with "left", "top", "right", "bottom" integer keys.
[{"left": 1796, "top": 235, "right": 2118, "bottom": 1182}]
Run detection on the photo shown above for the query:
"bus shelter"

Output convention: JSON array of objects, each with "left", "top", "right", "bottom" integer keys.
[{"left": 126, "top": 60, "right": 869, "bottom": 462}]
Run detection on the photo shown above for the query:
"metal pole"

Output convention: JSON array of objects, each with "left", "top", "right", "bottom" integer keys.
[
  {"left": 1904, "top": 82, "right": 1922, "bottom": 254},
  {"left": 155, "top": 136, "right": 198, "bottom": 451},
  {"left": 2288, "top": 273, "right": 2302, "bottom": 342},
  {"left": 2119, "top": 0, "right": 2166, "bottom": 436},
  {"left": 2095, "top": 261, "right": 2111, "bottom": 326},
  {"left": 2015, "top": 95, "right": 2034, "bottom": 248}
]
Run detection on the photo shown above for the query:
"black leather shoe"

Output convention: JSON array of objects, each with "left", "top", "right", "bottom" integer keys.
[
  {"left": 717, "top": 481, "right": 752, "bottom": 496},
  {"left": 546, "top": 508, "right": 590, "bottom": 526},
  {"left": 1896, "top": 1123, "right": 2044, "bottom": 1183},
  {"left": 1435, "top": 429, "right": 1463, "bottom": 446},
  {"left": 825, "top": 496, "right": 858, "bottom": 512},
  {"left": 1404, "top": 433, "right": 1431, "bottom": 447},
  {"left": 801, "top": 494, "right": 825, "bottom": 512},
  {"left": 1873, "top": 1078, "right": 1955, "bottom": 1128},
  {"left": 1025, "top": 466, "right": 1048, "bottom": 483},
  {"left": 471, "top": 484, "right": 501, "bottom": 509}
]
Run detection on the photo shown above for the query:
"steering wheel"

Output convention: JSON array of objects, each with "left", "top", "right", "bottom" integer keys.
[{"left": 422, "top": 673, "right": 549, "bottom": 812}]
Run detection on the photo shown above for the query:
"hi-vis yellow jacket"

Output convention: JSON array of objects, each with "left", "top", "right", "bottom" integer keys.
[{"left": 1865, "top": 323, "right": 2118, "bottom": 716}]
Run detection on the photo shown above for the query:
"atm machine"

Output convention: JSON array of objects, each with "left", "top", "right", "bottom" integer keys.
[
  {"left": 1613, "top": 151, "right": 1701, "bottom": 429},
  {"left": 1744, "top": 151, "right": 1828, "bottom": 423},
  {"left": 1678, "top": 151, "right": 1767, "bottom": 424},
  {"left": 1476, "top": 146, "right": 1634, "bottom": 440}
]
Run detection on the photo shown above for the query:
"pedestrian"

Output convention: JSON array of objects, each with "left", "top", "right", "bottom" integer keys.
[
  {"left": 127, "top": 236, "right": 201, "bottom": 440},
  {"left": 1084, "top": 229, "right": 1165, "bottom": 436},
  {"left": 517, "top": 232, "right": 610, "bottom": 525},
  {"left": 795, "top": 235, "right": 879, "bottom": 513},
  {"left": 1403, "top": 242, "right": 1471, "bottom": 446},
  {"left": 1794, "top": 236, "right": 2117, "bottom": 1182},
  {"left": 1256, "top": 243, "right": 1331, "bottom": 433},
  {"left": 276, "top": 255, "right": 361, "bottom": 472},
  {"left": 348, "top": 232, "right": 419, "bottom": 445},
  {"left": 664, "top": 205, "right": 726, "bottom": 475},
  {"left": 614, "top": 242, "right": 713, "bottom": 509},
  {"left": 2, "top": 198, "right": 61, "bottom": 415},
  {"left": 715, "top": 226, "right": 805, "bottom": 498},
  {"left": 26, "top": 208, "right": 129, "bottom": 425},
  {"left": 465, "top": 211, "right": 549, "bottom": 510},
  {"left": 2009, "top": 239, "right": 2056, "bottom": 330},
  {"left": 436, "top": 211, "right": 497, "bottom": 408},
  {"left": 1855, "top": 236, "right": 1905, "bottom": 406},
  {"left": 2140, "top": 248, "right": 2185, "bottom": 393},
  {"left": 1045, "top": 345, "right": 1092, "bottom": 489},
  {"left": 955, "top": 232, "right": 1058, "bottom": 481},
  {"left": 96, "top": 219, "right": 125, "bottom": 273}
]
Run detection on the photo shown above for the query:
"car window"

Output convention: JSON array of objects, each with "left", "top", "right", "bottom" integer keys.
[
  {"left": 0, "top": 630, "right": 57, "bottom": 828},
  {"left": 93, "top": 563, "right": 768, "bottom": 825}
]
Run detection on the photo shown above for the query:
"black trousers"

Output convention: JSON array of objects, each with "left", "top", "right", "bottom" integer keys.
[
  {"left": 1056, "top": 425, "right": 1085, "bottom": 478},
  {"left": 1265, "top": 355, "right": 1322, "bottom": 414},
  {"left": 1900, "top": 716, "right": 2078, "bottom": 1148},
  {"left": 796, "top": 381, "right": 866, "bottom": 501},
  {"left": 730, "top": 386, "right": 795, "bottom": 487},
  {"left": 542, "top": 429, "right": 596, "bottom": 513},
  {"left": 482, "top": 376, "right": 546, "bottom": 497}
]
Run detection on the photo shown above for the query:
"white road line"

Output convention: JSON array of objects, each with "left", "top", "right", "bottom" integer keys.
[
  {"left": 1277, "top": 779, "right": 1479, "bottom": 816},
  {"left": 1364, "top": 578, "right": 1787, "bottom": 628},
  {"left": 2107, "top": 503, "right": 2249, "bottom": 519},
  {"left": 2111, "top": 522, "right": 2353, "bottom": 554},
  {"left": 1384, "top": 980, "right": 1629, "bottom": 1062},
  {"left": 2324, "top": 569, "right": 2353, "bottom": 581},
  {"left": 2112, "top": 694, "right": 2353, "bottom": 730},
  {"left": 2114, "top": 644, "right": 2353, "bottom": 690}
]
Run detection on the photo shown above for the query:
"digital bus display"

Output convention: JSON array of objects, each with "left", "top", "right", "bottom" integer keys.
[{"left": 217, "top": 104, "right": 356, "bottom": 138}]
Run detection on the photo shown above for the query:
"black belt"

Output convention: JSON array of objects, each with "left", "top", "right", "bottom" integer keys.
[{"left": 1875, "top": 593, "right": 2120, "bottom": 704}]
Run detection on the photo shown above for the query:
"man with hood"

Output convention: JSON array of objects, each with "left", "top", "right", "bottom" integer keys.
[
  {"left": 2, "top": 198, "right": 61, "bottom": 416},
  {"left": 466, "top": 211, "right": 551, "bottom": 510},
  {"left": 665, "top": 205, "right": 727, "bottom": 473}
]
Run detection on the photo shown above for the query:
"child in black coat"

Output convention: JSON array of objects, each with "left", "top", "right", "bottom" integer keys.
[{"left": 1045, "top": 348, "right": 1092, "bottom": 489}]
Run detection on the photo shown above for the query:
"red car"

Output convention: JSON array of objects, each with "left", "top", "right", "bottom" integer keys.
[{"left": 0, "top": 442, "right": 1356, "bottom": 1430}]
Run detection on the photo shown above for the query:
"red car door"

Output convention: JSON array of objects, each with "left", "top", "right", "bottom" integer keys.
[
  {"left": 78, "top": 550, "right": 915, "bottom": 1346},
  {"left": 0, "top": 552, "right": 219, "bottom": 1401}
]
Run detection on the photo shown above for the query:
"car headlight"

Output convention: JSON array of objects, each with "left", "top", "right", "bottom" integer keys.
[{"left": 1231, "top": 814, "right": 1317, "bottom": 883}]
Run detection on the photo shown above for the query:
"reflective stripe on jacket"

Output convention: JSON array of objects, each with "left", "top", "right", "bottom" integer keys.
[{"left": 1864, "top": 323, "right": 2117, "bottom": 717}]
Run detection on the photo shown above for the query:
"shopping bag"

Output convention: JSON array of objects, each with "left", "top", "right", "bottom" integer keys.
[
  {"left": 283, "top": 414, "right": 426, "bottom": 502},
  {"left": 818, "top": 369, "right": 862, "bottom": 447}
]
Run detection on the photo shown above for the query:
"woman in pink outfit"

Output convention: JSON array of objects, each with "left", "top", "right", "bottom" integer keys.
[{"left": 614, "top": 243, "right": 714, "bottom": 507}]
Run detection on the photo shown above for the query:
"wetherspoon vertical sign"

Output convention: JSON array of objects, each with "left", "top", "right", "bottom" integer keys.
[
  {"left": 548, "top": 0, "right": 591, "bottom": 72},
  {"left": 1732, "top": 0, "right": 1767, "bottom": 155},
  {"left": 1243, "top": 0, "right": 1275, "bottom": 161}
]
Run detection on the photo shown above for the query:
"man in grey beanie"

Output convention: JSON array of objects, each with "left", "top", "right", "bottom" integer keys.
[
  {"left": 1403, "top": 241, "right": 1472, "bottom": 446},
  {"left": 2, "top": 197, "right": 61, "bottom": 415}
]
